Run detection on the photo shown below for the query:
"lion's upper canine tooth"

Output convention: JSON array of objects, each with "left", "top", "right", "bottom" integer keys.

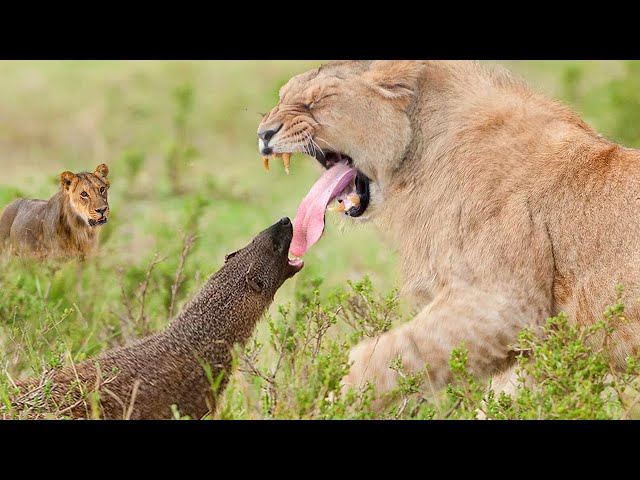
[
  {"left": 282, "top": 153, "right": 291, "bottom": 175},
  {"left": 327, "top": 202, "right": 346, "bottom": 213},
  {"left": 262, "top": 157, "right": 270, "bottom": 172},
  {"left": 347, "top": 193, "right": 361, "bottom": 206}
]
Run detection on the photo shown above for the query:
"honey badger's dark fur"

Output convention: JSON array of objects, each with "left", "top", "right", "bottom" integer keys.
[{"left": 12, "top": 218, "right": 302, "bottom": 419}]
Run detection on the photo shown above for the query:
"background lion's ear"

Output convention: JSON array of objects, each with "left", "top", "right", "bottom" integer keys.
[
  {"left": 363, "top": 61, "right": 423, "bottom": 105},
  {"left": 94, "top": 164, "right": 109, "bottom": 179},
  {"left": 60, "top": 171, "right": 75, "bottom": 190}
]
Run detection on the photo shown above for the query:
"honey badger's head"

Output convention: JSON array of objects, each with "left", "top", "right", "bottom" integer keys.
[{"left": 221, "top": 217, "right": 303, "bottom": 304}]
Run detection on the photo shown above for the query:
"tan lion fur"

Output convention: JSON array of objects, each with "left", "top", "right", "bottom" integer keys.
[
  {"left": 258, "top": 60, "right": 640, "bottom": 400},
  {"left": 0, "top": 164, "right": 110, "bottom": 258}
]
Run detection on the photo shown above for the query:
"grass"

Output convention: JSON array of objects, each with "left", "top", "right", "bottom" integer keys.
[{"left": 1, "top": 60, "right": 639, "bottom": 419}]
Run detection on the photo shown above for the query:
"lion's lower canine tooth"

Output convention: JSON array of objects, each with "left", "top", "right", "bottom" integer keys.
[
  {"left": 263, "top": 157, "right": 270, "bottom": 172},
  {"left": 282, "top": 153, "right": 291, "bottom": 175},
  {"left": 347, "top": 194, "right": 361, "bottom": 206},
  {"left": 327, "top": 203, "right": 346, "bottom": 213}
]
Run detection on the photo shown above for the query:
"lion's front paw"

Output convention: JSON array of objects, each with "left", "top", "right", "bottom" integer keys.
[{"left": 341, "top": 334, "right": 402, "bottom": 398}]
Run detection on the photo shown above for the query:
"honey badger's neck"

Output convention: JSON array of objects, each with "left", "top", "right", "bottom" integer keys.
[{"left": 168, "top": 265, "right": 273, "bottom": 350}]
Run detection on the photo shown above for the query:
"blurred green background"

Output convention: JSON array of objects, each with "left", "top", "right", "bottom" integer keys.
[{"left": 2, "top": 60, "right": 640, "bottom": 381}]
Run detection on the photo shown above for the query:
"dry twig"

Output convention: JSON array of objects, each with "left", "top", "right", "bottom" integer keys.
[{"left": 168, "top": 233, "right": 197, "bottom": 318}]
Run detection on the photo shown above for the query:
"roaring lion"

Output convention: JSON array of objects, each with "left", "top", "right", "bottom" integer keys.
[
  {"left": 256, "top": 60, "right": 640, "bottom": 399},
  {"left": 0, "top": 164, "right": 110, "bottom": 258}
]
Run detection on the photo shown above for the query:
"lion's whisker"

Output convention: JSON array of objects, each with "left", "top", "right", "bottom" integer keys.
[
  {"left": 294, "top": 132, "right": 305, "bottom": 155},
  {"left": 309, "top": 135, "right": 325, "bottom": 157},
  {"left": 314, "top": 136, "right": 339, "bottom": 152}
]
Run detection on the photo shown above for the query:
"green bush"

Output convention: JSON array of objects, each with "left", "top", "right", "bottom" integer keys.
[
  {"left": 219, "top": 278, "right": 640, "bottom": 420},
  {"left": 3, "top": 268, "right": 640, "bottom": 419}
]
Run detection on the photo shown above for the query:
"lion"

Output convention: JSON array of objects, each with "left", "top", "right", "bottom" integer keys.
[
  {"left": 0, "top": 164, "right": 110, "bottom": 258},
  {"left": 256, "top": 60, "right": 640, "bottom": 402}
]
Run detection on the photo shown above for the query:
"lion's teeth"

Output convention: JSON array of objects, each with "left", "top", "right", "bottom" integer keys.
[
  {"left": 327, "top": 202, "right": 346, "bottom": 213},
  {"left": 262, "top": 157, "right": 270, "bottom": 172},
  {"left": 282, "top": 153, "right": 291, "bottom": 175},
  {"left": 347, "top": 194, "right": 361, "bottom": 206}
]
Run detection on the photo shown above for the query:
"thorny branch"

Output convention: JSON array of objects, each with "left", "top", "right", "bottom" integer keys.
[
  {"left": 168, "top": 233, "right": 197, "bottom": 319},
  {"left": 137, "top": 254, "right": 167, "bottom": 335}
]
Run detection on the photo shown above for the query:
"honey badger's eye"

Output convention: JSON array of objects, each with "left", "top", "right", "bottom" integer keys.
[
  {"left": 100, "top": 186, "right": 106, "bottom": 195},
  {"left": 247, "top": 277, "right": 263, "bottom": 293},
  {"left": 81, "top": 191, "right": 89, "bottom": 198}
]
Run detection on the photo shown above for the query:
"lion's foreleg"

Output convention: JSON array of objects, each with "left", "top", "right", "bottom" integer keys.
[{"left": 342, "top": 289, "right": 540, "bottom": 401}]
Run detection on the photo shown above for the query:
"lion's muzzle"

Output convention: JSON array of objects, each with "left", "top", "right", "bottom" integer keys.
[{"left": 257, "top": 123, "right": 282, "bottom": 156}]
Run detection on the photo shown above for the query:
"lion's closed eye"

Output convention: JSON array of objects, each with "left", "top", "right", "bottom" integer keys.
[{"left": 309, "top": 93, "right": 338, "bottom": 109}]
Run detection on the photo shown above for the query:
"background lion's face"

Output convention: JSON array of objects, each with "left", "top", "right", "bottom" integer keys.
[
  {"left": 60, "top": 164, "right": 110, "bottom": 227},
  {"left": 257, "top": 61, "right": 424, "bottom": 219}
]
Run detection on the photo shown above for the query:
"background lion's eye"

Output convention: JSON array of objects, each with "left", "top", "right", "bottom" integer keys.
[
  {"left": 100, "top": 187, "right": 105, "bottom": 194},
  {"left": 81, "top": 191, "right": 89, "bottom": 198}
]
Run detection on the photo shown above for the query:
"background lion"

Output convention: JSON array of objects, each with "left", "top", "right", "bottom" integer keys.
[
  {"left": 257, "top": 60, "right": 640, "bottom": 400},
  {"left": 0, "top": 164, "right": 110, "bottom": 258}
]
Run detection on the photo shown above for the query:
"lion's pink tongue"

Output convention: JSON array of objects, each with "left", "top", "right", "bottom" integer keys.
[{"left": 291, "top": 163, "right": 357, "bottom": 257}]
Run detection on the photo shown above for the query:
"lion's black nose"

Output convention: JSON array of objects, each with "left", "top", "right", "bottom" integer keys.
[
  {"left": 258, "top": 124, "right": 282, "bottom": 143},
  {"left": 95, "top": 207, "right": 107, "bottom": 215}
]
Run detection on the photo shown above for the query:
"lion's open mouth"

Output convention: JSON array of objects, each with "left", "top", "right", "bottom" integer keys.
[
  {"left": 262, "top": 149, "right": 371, "bottom": 257},
  {"left": 313, "top": 151, "right": 371, "bottom": 218},
  {"left": 88, "top": 217, "right": 108, "bottom": 227}
]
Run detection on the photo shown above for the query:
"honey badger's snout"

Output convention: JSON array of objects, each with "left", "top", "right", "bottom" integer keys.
[
  {"left": 256, "top": 217, "right": 303, "bottom": 276},
  {"left": 256, "top": 217, "right": 293, "bottom": 253},
  {"left": 269, "top": 217, "right": 293, "bottom": 253}
]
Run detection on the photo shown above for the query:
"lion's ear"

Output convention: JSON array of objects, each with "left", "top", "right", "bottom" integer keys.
[
  {"left": 94, "top": 164, "right": 109, "bottom": 179},
  {"left": 60, "top": 171, "right": 76, "bottom": 190},
  {"left": 363, "top": 61, "right": 423, "bottom": 105}
]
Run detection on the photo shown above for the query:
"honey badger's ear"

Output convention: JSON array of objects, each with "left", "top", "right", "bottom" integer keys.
[
  {"left": 60, "top": 171, "right": 76, "bottom": 190},
  {"left": 225, "top": 250, "right": 239, "bottom": 263},
  {"left": 363, "top": 60, "right": 423, "bottom": 104},
  {"left": 245, "top": 264, "right": 264, "bottom": 293}
]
